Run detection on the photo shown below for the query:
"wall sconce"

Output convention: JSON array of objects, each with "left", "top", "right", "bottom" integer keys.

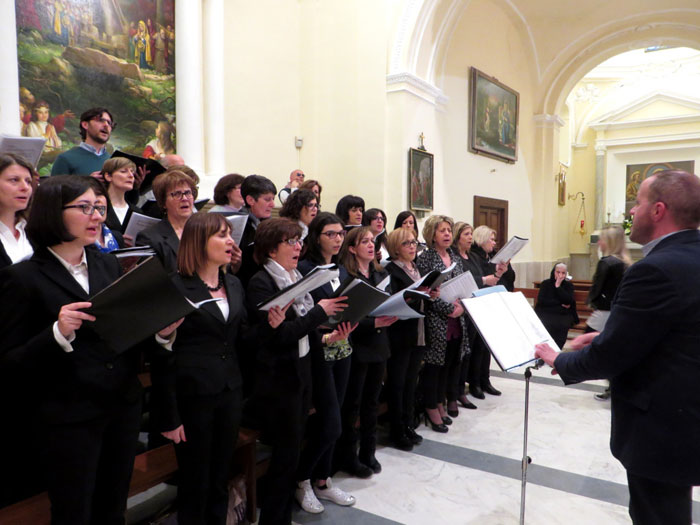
[{"left": 568, "top": 191, "right": 586, "bottom": 235}]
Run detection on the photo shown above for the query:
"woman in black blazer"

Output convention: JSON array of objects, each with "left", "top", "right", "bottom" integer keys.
[
  {"left": 136, "top": 170, "right": 197, "bottom": 274},
  {"left": 245, "top": 218, "right": 349, "bottom": 525},
  {"left": 384, "top": 227, "right": 434, "bottom": 449},
  {"left": 335, "top": 227, "right": 398, "bottom": 477},
  {"left": 0, "top": 175, "right": 142, "bottom": 524},
  {"left": 295, "top": 212, "right": 357, "bottom": 514},
  {"left": 155, "top": 213, "right": 281, "bottom": 524},
  {"left": 0, "top": 153, "right": 34, "bottom": 270},
  {"left": 468, "top": 225, "right": 513, "bottom": 399},
  {"left": 535, "top": 262, "right": 579, "bottom": 349},
  {"left": 101, "top": 157, "right": 141, "bottom": 239}
]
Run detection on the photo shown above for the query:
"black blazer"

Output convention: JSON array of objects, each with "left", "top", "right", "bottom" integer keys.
[
  {"left": 105, "top": 202, "right": 142, "bottom": 234},
  {"left": 0, "top": 247, "right": 142, "bottom": 425},
  {"left": 385, "top": 261, "right": 422, "bottom": 350},
  {"left": 246, "top": 269, "right": 327, "bottom": 390},
  {"left": 534, "top": 276, "right": 579, "bottom": 325},
  {"left": 0, "top": 242, "right": 11, "bottom": 269},
  {"left": 587, "top": 255, "right": 627, "bottom": 311},
  {"left": 456, "top": 252, "right": 485, "bottom": 288},
  {"left": 135, "top": 218, "right": 180, "bottom": 274},
  {"left": 555, "top": 229, "right": 700, "bottom": 485},
  {"left": 236, "top": 217, "right": 260, "bottom": 288},
  {"left": 151, "top": 273, "right": 258, "bottom": 432},
  {"left": 469, "top": 244, "right": 515, "bottom": 291},
  {"left": 347, "top": 266, "right": 392, "bottom": 363}
]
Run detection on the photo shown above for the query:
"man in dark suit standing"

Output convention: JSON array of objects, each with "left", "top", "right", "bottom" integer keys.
[{"left": 536, "top": 169, "right": 700, "bottom": 525}]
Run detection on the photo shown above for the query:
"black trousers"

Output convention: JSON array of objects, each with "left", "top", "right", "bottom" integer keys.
[
  {"left": 174, "top": 388, "right": 241, "bottom": 525},
  {"left": 468, "top": 335, "right": 492, "bottom": 389},
  {"left": 338, "top": 357, "right": 386, "bottom": 459},
  {"left": 46, "top": 399, "right": 142, "bottom": 525},
  {"left": 257, "top": 356, "right": 312, "bottom": 525},
  {"left": 297, "top": 355, "right": 351, "bottom": 482},
  {"left": 422, "top": 339, "right": 461, "bottom": 408},
  {"left": 386, "top": 344, "right": 425, "bottom": 429},
  {"left": 627, "top": 471, "right": 692, "bottom": 525}
]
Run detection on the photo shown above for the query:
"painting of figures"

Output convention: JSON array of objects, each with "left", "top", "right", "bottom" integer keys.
[
  {"left": 15, "top": 0, "right": 176, "bottom": 175},
  {"left": 468, "top": 67, "right": 519, "bottom": 163},
  {"left": 625, "top": 160, "right": 694, "bottom": 215}
]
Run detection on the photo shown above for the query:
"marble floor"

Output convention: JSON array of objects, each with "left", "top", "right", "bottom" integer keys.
[{"left": 287, "top": 366, "right": 700, "bottom": 525}]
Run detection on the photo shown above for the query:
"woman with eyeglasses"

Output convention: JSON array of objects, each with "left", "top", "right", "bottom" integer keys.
[
  {"left": 136, "top": 170, "right": 197, "bottom": 273},
  {"left": 294, "top": 212, "right": 358, "bottom": 514},
  {"left": 245, "top": 218, "right": 350, "bottom": 525},
  {"left": 82, "top": 178, "right": 126, "bottom": 254},
  {"left": 0, "top": 175, "right": 144, "bottom": 523},
  {"left": 279, "top": 188, "right": 319, "bottom": 241},
  {"left": 384, "top": 228, "right": 435, "bottom": 449},
  {"left": 416, "top": 215, "right": 470, "bottom": 432},
  {"left": 363, "top": 208, "right": 389, "bottom": 263},
  {"left": 336, "top": 227, "right": 398, "bottom": 477}
]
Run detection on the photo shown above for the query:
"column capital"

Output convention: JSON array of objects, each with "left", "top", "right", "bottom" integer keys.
[{"left": 533, "top": 113, "right": 565, "bottom": 128}]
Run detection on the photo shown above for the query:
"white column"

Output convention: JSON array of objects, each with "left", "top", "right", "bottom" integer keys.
[
  {"left": 203, "top": 0, "right": 225, "bottom": 181},
  {"left": 0, "top": 1, "right": 20, "bottom": 135},
  {"left": 175, "top": 0, "right": 205, "bottom": 176}
]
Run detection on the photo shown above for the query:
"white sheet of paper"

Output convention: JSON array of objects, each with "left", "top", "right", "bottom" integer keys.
[
  {"left": 225, "top": 214, "right": 249, "bottom": 246},
  {"left": 369, "top": 290, "right": 428, "bottom": 319},
  {"left": 490, "top": 236, "right": 529, "bottom": 265},
  {"left": 0, "top": 134, "right": 46, "bottom": 168},
  {"left": 124, "top": 212, "right": 161, "bottom": 240},
  {"left": 258, "top": 266, "right": 339, "bottom": 311},
  {"left": 439, "top": 271, "right": 479, "bottom": 303}
]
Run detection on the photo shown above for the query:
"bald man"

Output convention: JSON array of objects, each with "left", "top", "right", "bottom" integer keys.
[{"left": 278, "top": 169, "right": 305, "bottom": 204}]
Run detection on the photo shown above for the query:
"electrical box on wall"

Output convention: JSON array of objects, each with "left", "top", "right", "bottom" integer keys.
[{"left": 295, "top": 136, "right": 303, "bottom": 149}]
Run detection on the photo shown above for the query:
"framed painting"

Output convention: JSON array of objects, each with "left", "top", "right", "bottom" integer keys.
[
  {"left": 15, "top": 0, "right": 176, "bottom": 175},
  {"left": 625, "top": 160, "right": 694, "bottom": 214},
  {"left": 409, "top": 147, "right": 433, "bottom": 211},
  {"left": 468, "top": 67, "right": 519, "bottom": 163}
]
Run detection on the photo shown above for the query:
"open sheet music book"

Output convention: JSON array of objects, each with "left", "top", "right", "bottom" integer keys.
[
  {"left": 256, "top": 264, "right": 339, "bottom": 311},
  {"left": 462, "top": 290, "right": 558, "bottom": 371},
  {"left": 369, "top": 288, "right": 428, "bottom": 319},
  {"left": 123, "top": 212, "right": 161, "bottom": 240},
  {"left": 490, "top": 236, "right": 528, "bottom": 265},
  {"left": 439, "top": 271, "right": 479, "bottom": 303},
  {"left": 0, "top": 135, "right": 46, "bottom": 168}
]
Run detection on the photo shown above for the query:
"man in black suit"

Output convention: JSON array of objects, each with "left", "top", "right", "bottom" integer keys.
[{"left": 536, "top": 169, "right": 700, "bottom": 525}]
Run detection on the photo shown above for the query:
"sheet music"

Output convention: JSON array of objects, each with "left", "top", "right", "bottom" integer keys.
[
  {"left": 0, "top": 135, "right": 46, "bottom": 168},
  {"left": 490, "top": 236, "right": 529, "bottom": 265},
  {"left": 369, "top": 290, "right": 428, "bottom": 319},
  {"left": 124, "top": 212, "right": 161, "bottom": 240},
  {"left": 439, "top": 271, "right": 479, "bottom": 303},
  {"left": 258, "top": 265, "right": 339, "bottom": 311},
  {"left": 225, "top": 214, "right": 249, "bottom": 246}
]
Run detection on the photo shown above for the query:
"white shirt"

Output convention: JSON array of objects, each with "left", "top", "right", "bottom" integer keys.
[
  {"left": 113, "top": 205, "right": 129, "bottom": 225},
  {"left": 0, "top": 217, "right": 33, "bottom": 264},
  {"left": 47, "top": 247, "right": 89, "bottom": 353}
]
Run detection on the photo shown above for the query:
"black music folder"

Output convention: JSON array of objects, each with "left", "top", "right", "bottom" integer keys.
[
  {"left": 328, "top": 277, "right": 390, "bottom": 325},
  {"left": 111, "top": 150, "right": 167, "bottom": 194}
]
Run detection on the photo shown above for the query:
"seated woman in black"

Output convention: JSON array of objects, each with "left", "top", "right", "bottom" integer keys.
[
  {"left": 245, "top": 218, "right": 349, "bottom": 525},
  {"left": 535, "top": 262, "right": 579, "bottom": 349},
  {"left": 336, "top": 227, "right": 398, "bottom": 476},
  {"left": 295, "top": 212, "right": 357, "bottom": 514},
  {"left": 384, "top": 227, "right": 435, "bottom": 449},
  {"left": 155, "top": 213, "right": 282, "bottom": 524},
  {"left": 0, "top": 175, "right": 142, "bottom": 524}
]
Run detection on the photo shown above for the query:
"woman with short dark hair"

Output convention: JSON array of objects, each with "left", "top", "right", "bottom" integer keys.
[
  {"left": 246, "top": 217, "right": 350, "bottom": 525},
  {"left": 0, "top": 153, "right": 34, "bottom": 269},
  {"left": 0, "top": 175, "right": 142, "bottom": 523},
  {"left": 335, "top": 195, "right": 365, "bottom": 228},
  {"left": 363, "top": 208, "right": 389, "bottom": 262},
  {"left": 210, "top": 173, "right": 245, "bottom": 213},
  {"left": 279, "top": 189, "right": 318, "bottom": 240}
]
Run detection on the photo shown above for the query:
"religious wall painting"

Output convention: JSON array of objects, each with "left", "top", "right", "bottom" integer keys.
[
  {"left": 468, "top": 67, "right": 519, "bottom": 163},
  {"left": 409, "top": 148, "right": 434, "bottom": 212},
  {"left": 15, "top": 0, "right": 176, "bottom": 175},
  {"left": 625, "top": 160, "right": 695, "bottom": 215}
]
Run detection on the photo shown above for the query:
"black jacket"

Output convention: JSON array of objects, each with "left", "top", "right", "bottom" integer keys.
[
  {"left": 535, "top": 266, "right": 579, "bottom": 325},
  {"left": 135, "top": 218, "right": 180, "bottom": 274},
  {"left": 348, "top": 265, "right": 392, "bottom": 363},
  {"left": 469, "top": 243, "right": 515, "bottom": 291},
  {"left": 385, "top": 261, "right": 423, "bottom": 350},
  {"left": 587, "top": 255, "right": 627, "bottom": 311}
]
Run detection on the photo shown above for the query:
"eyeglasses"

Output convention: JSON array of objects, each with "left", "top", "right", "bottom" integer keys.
[
  {"left": 370, "top": 216, "right": 384, "bottom": 222},
  {"left": 169, "top": 189, "right": 194, "bottom": 200},
  {"left": 281, "top": 238, "right": 303, "bottom": 247},
  {"left": 92, "top": 117, "right": 116, "bottom": 129},
  {"left": 401, "top": 240, "right": 418, "bottom": 247},
  {"left": 63, "top": 204, "right": 107, "bottom": 216},
  {"left": 305, "top": 202, "right": 319, "bottom": 210},
  {"left": 320, "top": 230, "right": 346, "bottom": 239}
]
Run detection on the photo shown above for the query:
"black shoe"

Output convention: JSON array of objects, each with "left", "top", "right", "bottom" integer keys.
[
  {"left": 447, "top": 408, "right": 458, "bottom": 418},
  {"left": 483, "top": 383, "right": 502, "bottom": 396},
  {"left": 424, "top": 412, "right": 448, "bottom": 433},
  {"left": 469, "top": 386, "right": 485, "bottom": 399},
  {"left": 441, "top": 415, "right": 453, "bottom": 425},
  {"left": 457, "top": 395, "right": 477, "bottom": 409},
  {"left": 594, "top": 387, "right": 611, "bottom": 401},
  {"left": 390, "top": 428, "right": 414, "bottom": 451},
  {"left": 405, "top": 425, "right": 423, "bottom": 445},
  {"left": 342, "top": 457, "right": 373, "bottom": 479},
  {"left": 360, "top": 453, "right": 382, "bottom": 474}
]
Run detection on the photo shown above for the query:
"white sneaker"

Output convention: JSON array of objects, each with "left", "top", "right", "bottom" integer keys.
[
  {"left": 295, "top": 479, "right": 324, "bottom": 514},
  {"left": 313, "top": 477, "right": 356, "bottom": 506}
]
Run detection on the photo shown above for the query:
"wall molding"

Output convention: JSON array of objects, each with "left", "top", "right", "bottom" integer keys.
[
  {"left": 386, "top": 71, "right": 449, "bottom": 106},
  {"left": 533, "top": 113, "right": 565, "bottom": 128},
  {"left": 595, "top": 131, "right": 700, "bottom": 149}
]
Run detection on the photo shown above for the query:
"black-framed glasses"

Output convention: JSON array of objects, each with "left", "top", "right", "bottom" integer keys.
[
  {"left": 401, "top": 240, "right": 418, "bottom": 247},
  {"left": 305, "top": 202, "right": 319, "bottom": 210},
  {"left": 92, "top": 117, "right": 116, "bottom": 129},
  {"left": 169, "top": 189, "right": 194, "bottom": 200},
  {"left": 320, "top": 230, "right": 346, "bottom": 239},
  {"left": 62, "top": 204, "right": 107, "bottom": 216},
  {"left": 281, "top": 238, "right": 303, "bottom": 247}
]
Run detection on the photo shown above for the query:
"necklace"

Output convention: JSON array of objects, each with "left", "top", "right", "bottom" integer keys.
[{"left": 203, "top": 271, "right": 224, "bottom": 292}]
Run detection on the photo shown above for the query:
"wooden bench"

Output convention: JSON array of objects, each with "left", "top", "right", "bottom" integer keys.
[
  {"left": 0, "top": 428, "right": 261, "bottom": 524},
  {"left": 515, "top": 287, "right": 591, "bottom": 337}
]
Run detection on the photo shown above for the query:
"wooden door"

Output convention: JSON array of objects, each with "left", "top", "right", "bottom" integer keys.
[{"left": 473, "top": 196, "right": 508, "bottom": 251}]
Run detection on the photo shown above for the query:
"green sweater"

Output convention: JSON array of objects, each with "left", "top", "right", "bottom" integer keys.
[{"left": 50, "top": 146, "right": 110, "bottom": 176}]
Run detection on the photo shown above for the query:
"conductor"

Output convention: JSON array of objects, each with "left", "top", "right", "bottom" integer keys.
[{"left": 535, "top": 169, "right": 700, "bottom": 525}]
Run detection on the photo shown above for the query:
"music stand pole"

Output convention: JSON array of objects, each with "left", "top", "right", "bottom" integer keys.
[{"left": 520, "top": 361, "right": 542, "bottom": 525}]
